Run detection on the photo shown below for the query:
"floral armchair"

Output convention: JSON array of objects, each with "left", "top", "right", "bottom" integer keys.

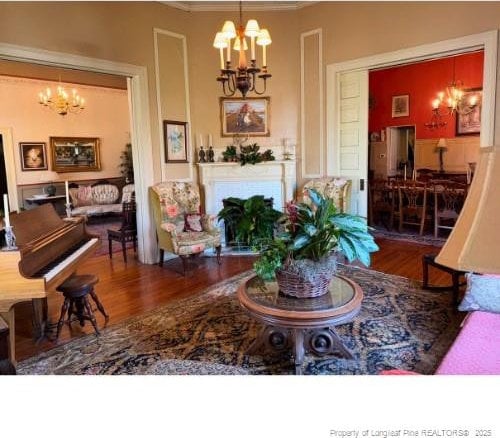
[
  {"left": 302, "top": 177, "right": 352, "bottom": 213},
  {"left": 149, "top": 181, "right": 221, "bottom": 274}
]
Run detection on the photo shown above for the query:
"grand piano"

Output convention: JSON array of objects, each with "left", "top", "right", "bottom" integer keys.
[{"left": 0, "top": 203, "right": 99, "bottom": 363}]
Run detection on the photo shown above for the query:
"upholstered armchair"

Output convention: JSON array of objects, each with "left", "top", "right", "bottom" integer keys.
[
  {"left": 149, "top": 181, "right": 222, "bottom": 274},
  {"left": 301, "top": 177, "right": 352, "bottom": 213}
]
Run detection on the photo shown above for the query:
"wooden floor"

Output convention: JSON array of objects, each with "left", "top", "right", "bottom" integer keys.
[{"left": 13, "top": 237, "right": 452, "bottom": 362}]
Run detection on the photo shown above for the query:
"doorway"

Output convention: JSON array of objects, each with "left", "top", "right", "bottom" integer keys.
[
  {"left": 327, "top": 30, "right": 498, "bottom": 217},
  {"left": 0, "top": 42, "right": 155, "bottom": 263},
  {"left": 386, "top": 126, "right": 416, "bottom": 178}
]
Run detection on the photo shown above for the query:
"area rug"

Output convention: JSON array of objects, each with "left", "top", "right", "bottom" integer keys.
[
  {"left": 372, "top": 226, "right": 447, "bottom": 247},
  {"left": 17, "top": 265, "right": 463, "bottom": 375}
]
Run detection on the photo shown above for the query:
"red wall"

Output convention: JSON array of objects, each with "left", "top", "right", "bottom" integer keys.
[{"left": 369, "top": 51, "right": 484, "bottom": 139}]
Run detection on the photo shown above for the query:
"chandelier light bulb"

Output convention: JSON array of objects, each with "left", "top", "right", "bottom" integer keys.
[{"left": 221, "top": 21, "right": 236, "bottom": 39}]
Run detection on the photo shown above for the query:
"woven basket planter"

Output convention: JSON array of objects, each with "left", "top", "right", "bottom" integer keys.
[{"left": 275, "top": 257, "right": 336, "bottom": 299}]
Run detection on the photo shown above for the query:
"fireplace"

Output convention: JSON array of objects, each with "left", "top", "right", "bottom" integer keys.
[{"left": 197, "top": 161, "right": 296, "bottom": 216}]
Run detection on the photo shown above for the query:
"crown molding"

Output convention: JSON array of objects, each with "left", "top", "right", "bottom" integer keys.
[{"left": 162, "top": 1, "right": 318, "bottom": 12}]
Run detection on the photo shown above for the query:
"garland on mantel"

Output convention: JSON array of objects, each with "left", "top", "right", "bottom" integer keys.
[{"left": 222, "top": 143, "right": 275, "bottom": 166}]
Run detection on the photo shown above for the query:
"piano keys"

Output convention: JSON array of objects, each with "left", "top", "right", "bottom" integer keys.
[{"left": 0, "top": 203, "right": 99, "bottom": 363}]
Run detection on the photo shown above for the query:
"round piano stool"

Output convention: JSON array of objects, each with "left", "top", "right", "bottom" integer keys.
[{"left": 55, "top": 274, "right": 109, "bottom": 340}]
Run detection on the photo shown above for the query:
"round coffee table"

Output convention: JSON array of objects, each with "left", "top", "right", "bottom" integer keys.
[{"left": 237, "top": 274, "right": 363, "bottom": 374}]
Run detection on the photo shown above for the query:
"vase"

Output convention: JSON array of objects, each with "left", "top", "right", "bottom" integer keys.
[{"left": 275, "top": 257, "right": 336, "bottom": 299}]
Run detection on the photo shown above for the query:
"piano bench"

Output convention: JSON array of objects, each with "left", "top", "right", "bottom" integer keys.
[{"left": 55, "top": 275, "right": 109, "bottom": 340}]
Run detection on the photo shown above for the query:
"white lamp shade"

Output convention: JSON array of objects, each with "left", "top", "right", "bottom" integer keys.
[
  {"left": 437, "top": 138, "right": 447, "bottom": 148},
  {"left": 244, "top": 19, "right": 260, "bottom": 37},
  {"left": 233, "top": 37, "right": 248, "bottom": 51},
  {"left": 436, "top": 146, "right": 500, "bottom": 274},
  {"left": 256, "top": 29, "right": 272, "bottom": 46},
  {"left": 221, "top": 21, "right": 237, "bottom": 39},
  {"left": 213, "top": 32, "right": 228, "bottom": 49}
]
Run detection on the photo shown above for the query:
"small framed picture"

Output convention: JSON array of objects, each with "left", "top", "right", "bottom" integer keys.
[
  {"left": 220, "top": 97, "right": 270, "bottom": 137},
  {"left": 50, "top": 136, "right": 101, "bottom": 172},
  {"left": 163, "top": 120, "right": 188, "bottom": 163},
  {"left": 19, "top": 142, "right": 48, "bottom": 171},
  {"left": 392, "top": 94, "right": 410, "bottom": 117},
  {"left": 456, "top": 88, "right": 482, "bottom": 136}
]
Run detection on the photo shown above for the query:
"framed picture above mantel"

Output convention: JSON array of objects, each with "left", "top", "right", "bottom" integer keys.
[
  {"left": 50, "top": 137, "right": 101, "bottom": 173},
  {"left": 220, "top": 97, "right": 270, "bottom": 137}
]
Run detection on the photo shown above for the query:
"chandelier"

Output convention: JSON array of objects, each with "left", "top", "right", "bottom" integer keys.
[
  {"left": 213, "top": 1, "right": 271, "bottom": 97},
  {"left": 429, "top": 56, "right": 479, "bottom": 117},
  {"left": 38, "top": 83, "right": 85, "bottom": 116}
]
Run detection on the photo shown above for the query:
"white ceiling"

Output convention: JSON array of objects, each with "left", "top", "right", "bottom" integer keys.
[{"left": 163, "top": 1, "right": 317, "bottom": 12}]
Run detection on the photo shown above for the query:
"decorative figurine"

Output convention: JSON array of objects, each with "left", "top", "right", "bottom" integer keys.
[
  {"left": 208, "top": 146, "right": 215, "bottom": 163},
  {"left": 198, "top": 146, "right": 206, "bottom": 163}
]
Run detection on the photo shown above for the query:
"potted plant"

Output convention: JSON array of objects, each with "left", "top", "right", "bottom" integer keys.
[
  {"left": 254, "top": 189, "right": 379, "bottom": 298},
  {"left": 217, "top": 195, "right": 282, "bottom": 249}
]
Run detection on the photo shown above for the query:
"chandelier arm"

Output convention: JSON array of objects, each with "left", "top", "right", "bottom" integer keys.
[{"left": 251, "top": 76, "right": 268, "bottom": 96}]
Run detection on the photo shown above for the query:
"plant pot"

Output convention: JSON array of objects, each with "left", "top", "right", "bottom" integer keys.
[{"left": 276, "top": 257, "right": 337, "bottom": 299}]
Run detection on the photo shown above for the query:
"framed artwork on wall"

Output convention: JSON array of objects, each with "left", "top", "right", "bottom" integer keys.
[
  {"left": 456, "top": 88, "right": 482, "bottom": 136},
  {"left": 50, "top": 136, "right": 101, "bottom": 173},
  {"left": 163, "top": 120, "right": 188, "bottom": 163},
  {"left": 220, "top": 97, "right": 270, "bottom": 137},
  {"left": 19, "top": 142, "right": 48, "bottom": 171},
  {"left": 392, "top": 94, "right": 410, "bottom": 117}
]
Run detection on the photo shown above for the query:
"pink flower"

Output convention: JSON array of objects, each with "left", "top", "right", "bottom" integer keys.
[
  {"left": 164, "top": 223, "right": 176, "bottom": 233},
  {"left": 165, "top": 204, "right": 178, "bottom": 218}
]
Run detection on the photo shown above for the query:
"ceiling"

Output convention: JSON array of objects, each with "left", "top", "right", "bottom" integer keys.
[{"left": 163, "top": 1, "right": 317, "bottom": 11}]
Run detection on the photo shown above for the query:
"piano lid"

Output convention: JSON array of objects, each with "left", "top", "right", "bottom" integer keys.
[{"left": 10, "top": 203, "right": 67, "bottom": 246}]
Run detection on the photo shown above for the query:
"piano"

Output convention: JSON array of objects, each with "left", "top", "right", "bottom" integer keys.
[{"left": 0, "top": 203, "right": 99, "bottom": 363}]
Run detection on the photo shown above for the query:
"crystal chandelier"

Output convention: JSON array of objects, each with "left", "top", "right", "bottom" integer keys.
[
  {"left": 38, "top": 83, "right": 85, "bottom": 116},
  {"left": 213, "top": 1, "right": 271, "bottom": 98}
]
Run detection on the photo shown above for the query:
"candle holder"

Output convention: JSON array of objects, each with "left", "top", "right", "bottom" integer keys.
[
  {"left": 65, "top": 202, "right": 72, "bottom": 219},
  {"left": 2, "top": 225, "right": 18, "bottom": 251}
]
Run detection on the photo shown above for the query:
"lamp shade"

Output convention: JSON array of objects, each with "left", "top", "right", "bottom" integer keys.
[
  {"left": 435, "top": 146, "right": 500, "bottom": 274},
  {"left": 221, "top": 21, "right": 237, "bottom": 39},
  {"left": 437, "top": 138, "right": 447, "bottom": 148},
  {"left": 256, "top": 29, "right": 272, "bottom": 46},
  {"left": 213, "top": 32, "right": 228, "bottom": 49},
  {"left": 244, "top": 19, "right": 260, "bottom": 37},
  {"left": 233, "top": 37, "right": 248, "bottom": 51}
]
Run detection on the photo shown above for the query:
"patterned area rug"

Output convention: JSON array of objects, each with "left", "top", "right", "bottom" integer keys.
[
  {"left": 18, "top": 265, "right": 463, "bottom": 375},
  {"left": 372, "top": 226, "right": 447, "bottom": 247}
]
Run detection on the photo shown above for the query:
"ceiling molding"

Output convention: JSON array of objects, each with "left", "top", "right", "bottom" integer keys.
[{"left": 162, "top": 1, "right": 317, "bottom": 12}]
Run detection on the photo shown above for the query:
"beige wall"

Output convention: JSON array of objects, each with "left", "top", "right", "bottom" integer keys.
[{"left": 1, "top": 1, "right": 499, "bottom": 193}]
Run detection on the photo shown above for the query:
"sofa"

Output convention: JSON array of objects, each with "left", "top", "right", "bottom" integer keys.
[{"left": 69, "top": 182, "right": 135, "bottom": 217}]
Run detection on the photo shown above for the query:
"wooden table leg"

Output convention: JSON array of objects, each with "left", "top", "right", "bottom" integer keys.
[{"left": 293, "top": 329, "right": 305, "bottom": 375}]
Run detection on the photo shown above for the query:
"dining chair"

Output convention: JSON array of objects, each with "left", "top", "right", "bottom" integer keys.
[
  {"left": 433, "top": 181, "right": 467, "bottom": 238},
  {"left": 368, "top": 178, "right": 395, "bottom": 230},
  {"left": 398, "top": 181, "right": 428, "bottom": 235},
  {"left": 107, "top": 200, "right": 138, "bottom": 263}
]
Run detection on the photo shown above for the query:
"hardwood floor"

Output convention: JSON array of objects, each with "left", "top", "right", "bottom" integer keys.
[{"left": 13, "top": 237, "right": 451, "bottom": 362}]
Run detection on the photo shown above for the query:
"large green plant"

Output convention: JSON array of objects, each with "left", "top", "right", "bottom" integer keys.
[
  {"left": 217, "top": 195, "right": 282, "bottom": 247},
  {"left": 254, "top": 189, "right": 379, "bottom": 280}
]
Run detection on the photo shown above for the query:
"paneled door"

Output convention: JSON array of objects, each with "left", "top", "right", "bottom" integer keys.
[{"left": 328, "top": 70, "right": 369, "bottom": 217}]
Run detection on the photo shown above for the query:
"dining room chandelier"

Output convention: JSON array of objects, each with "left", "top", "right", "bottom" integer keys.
[
  {"left": 428, "top": 56, "right": 478, "bottom": 118},
  {"left": 213, "top": 1, "right": 271, "bottom": 98},
  {"left": 38, "top": 83, "right": 85, "bottom": 116}
]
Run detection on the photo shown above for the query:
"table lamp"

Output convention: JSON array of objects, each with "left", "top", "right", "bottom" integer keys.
[
  {"left": 436, "top": 145, "right": 500, "bottom": 274},
  {"left": 435, "top": 138, "right": 447, "bottom": 173}
]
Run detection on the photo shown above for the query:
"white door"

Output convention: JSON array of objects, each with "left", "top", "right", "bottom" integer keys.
[{"left": 328, "top": 70, "right": 369, "bottom": 217}]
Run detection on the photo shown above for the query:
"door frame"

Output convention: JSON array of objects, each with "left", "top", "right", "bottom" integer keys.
[
  {"left": 327, "top": 29, "right": 498, "bottom": 178},
  {"left": 0, "top": 42, "right": 156, "bottom": 264}
]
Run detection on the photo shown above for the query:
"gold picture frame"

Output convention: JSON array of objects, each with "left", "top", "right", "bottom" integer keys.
[
  {"left": 50, "top": 136, "right": 101, "bottom": 173},
  {"left": 220, "top": 97, "right": 270, "bottom": 137},
  {"left": 19, "top": 142, "right": 48, "bottom": 171}
]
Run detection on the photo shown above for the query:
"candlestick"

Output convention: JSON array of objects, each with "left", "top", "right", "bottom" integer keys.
[
  {"left": 404, "top": 165, "right": 407, "bottom": 180},
  {"left": 65, "top": 181, "right": 70, "bottom": 205},
  {"left": 199, "top": 134, "right": 203, "bottom": 147},
  {"left": 2, "top": 194, "right": 10, "bottom": 228},
  {"left": 2, "top": 225, "right": 17, "bottom": 251},
  {"left": 412, "top": 169, "right": 416, "bottom": 181},
  {"left": 208, "top": 134, "right": 213, "bottom": 146}
]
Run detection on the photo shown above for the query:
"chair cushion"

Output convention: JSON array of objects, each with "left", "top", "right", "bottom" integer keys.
[{"left": 173, "top": 231, "right": 222, "bottom": 255}]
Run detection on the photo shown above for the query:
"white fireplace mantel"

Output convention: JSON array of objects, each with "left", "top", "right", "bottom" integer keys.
[{"left": 197, "top": 161, "right": 296, "bottom": 215}]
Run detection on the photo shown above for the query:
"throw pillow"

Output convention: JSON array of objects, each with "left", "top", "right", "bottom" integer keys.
[
  {"left": 185, "top": 213, "right": 203, "bottom": 232},
  {"left": 69, "top": 186, "right": 93, "bottom": 207},
  {"left": 459, "top": 273, "right": 500, "bottom": 313}
]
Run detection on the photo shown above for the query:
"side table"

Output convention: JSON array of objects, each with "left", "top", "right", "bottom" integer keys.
[{"left": 237, "top": 275, "right": 363, "bottom": 374}]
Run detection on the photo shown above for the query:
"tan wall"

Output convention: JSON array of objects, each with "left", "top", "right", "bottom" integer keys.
[{"left": 1, "top": 1, "right": 499, "bottom": 192}]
